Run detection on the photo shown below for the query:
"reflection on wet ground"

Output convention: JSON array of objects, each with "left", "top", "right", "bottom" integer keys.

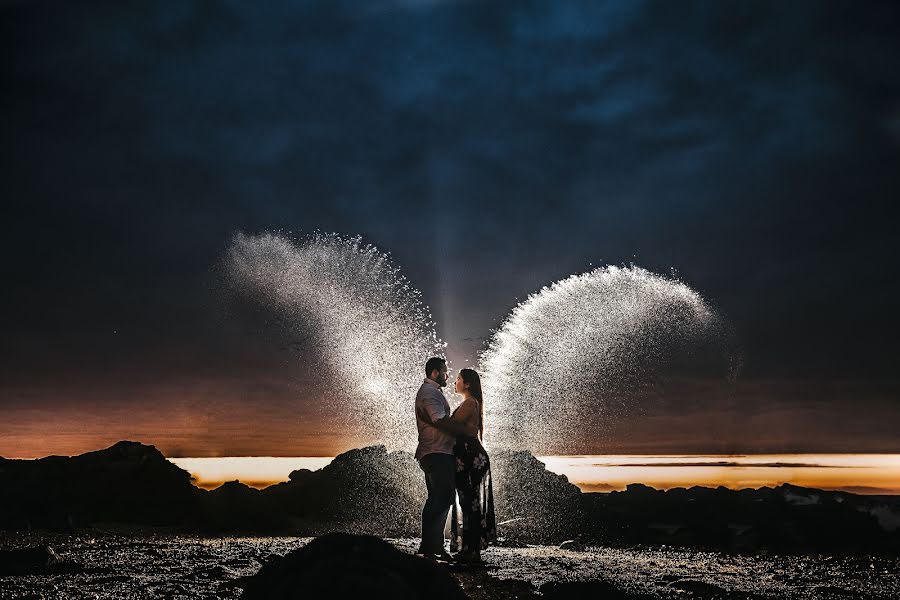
[{"left": 1, "top": 534, "right": 897, "bottom": 599}]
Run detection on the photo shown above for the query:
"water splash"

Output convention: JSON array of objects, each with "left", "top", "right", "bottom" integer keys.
[
  {"left": 480, "top": 266, "right": 736, "bottom": 454},
  {"left": 224, "top": 232, "right": 444, "bottom": 450},
  {"left": 224, "top": 235, "right": 734, "bottom": 457}
]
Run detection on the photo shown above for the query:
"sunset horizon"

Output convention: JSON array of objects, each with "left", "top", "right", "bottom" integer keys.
[
  {"left": 169, "top": 453, "right": 900, "bottom": 495},
  {"left": 7, "top": 440, "right": 900, "bottom": 496}
]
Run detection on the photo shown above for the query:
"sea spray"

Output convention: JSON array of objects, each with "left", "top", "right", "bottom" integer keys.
[
  {"left": 480, "top": 266, "right": 736, "bottom": 454},
  {"left": 224, "top": 233, "right": 735, "bottom": 459},
  {"left": 224, "top": 232, "right": 445, "bottom": 450}
]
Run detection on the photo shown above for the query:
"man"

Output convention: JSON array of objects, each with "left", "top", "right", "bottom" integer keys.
[{"left": 414, "top": 356, "right": 456, "bottom": 560}]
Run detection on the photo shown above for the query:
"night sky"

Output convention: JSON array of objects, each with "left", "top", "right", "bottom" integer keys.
[{"left": 3, "top": 1, "right": 899, "bottom": 458}]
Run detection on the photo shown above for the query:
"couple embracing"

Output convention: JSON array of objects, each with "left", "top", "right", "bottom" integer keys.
[{"left": 414, "top": 357, "right": 497, "bottom": 564}]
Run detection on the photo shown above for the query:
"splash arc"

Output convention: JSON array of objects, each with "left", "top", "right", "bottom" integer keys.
[
  {"left": 480, "top": 266, "right": 735, "bottom": 454},
  {"left": 225, "top": 232, "right": 445, "bottom": 450}
]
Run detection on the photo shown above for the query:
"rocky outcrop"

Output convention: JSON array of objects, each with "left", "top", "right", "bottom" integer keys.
[
  {"left": 0, "top": 441, "right": 199, "bottom": 530},
  {"left": 260, "top": 445, "right": 425, "bottom": 536},
  {"left": 240, "top": 533, "right": 466, "bottom": 600},
  {"left": 0, "top": 546, "right": 82, "bottom": 576},
  {"left": 259, "top": 446, "right": 584, "bottom": 543},
  {"left": 583, "top": 482, "right": 900, "bottom": 553},
  {"left": 491, "top": 450, "right": 586, "bottom": 544},
  {"left": 197, "top": 480, "right": 289, "bottom": 533}
]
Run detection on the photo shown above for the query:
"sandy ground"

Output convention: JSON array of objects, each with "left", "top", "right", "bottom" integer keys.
[{"left": 1, "top": 533, "right": 898, "bottom": 599}]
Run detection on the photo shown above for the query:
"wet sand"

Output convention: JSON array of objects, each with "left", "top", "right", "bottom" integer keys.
[{"left": 1, "top": 533, "right": 897, "bottom": 599}]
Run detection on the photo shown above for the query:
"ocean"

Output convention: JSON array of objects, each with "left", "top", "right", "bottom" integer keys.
[{"left": 169, "top": 453, "right": 900, "bottom": 494}]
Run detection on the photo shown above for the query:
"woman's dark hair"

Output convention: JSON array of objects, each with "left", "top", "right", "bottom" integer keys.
[{"left": 459, "top": 368, "right": 484, "bottom": 439}]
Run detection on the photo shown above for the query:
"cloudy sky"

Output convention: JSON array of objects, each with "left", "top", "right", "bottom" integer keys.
[{"left": 2, "top": 0, "right": 899, "bottom": 457}]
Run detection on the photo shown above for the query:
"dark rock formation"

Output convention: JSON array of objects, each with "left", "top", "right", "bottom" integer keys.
[
  {"left": 491, "top": 450, "right": 586, "bottom": 544},
  {"left": 240, "top": 533, "right": 466, "bottom": 600},
  {"left": 259, "top": 445, "right": 585, "bottom": 543},
  {"left": 197, "top": 480, "right": 289, "bottom": 533},
  {"left": 260, "top": 445, "right": 425, "bottom": 536},
  {"left": 583, "top": 482, "right": 900, "bottom": 554},
  {"left": 2, "top": 441, "right": 898, "bottom": 554},
  {"left": 0, "top": 545, "right": 81, "bottom": 576},
  {"left": 0, "top": 441, "right": 199, "bottom": 530},
  {"left": 287, "top": 467, "right": 314, "bottom": 483}
]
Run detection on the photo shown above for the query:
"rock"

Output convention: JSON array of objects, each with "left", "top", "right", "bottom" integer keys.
[
  {"left": 558, "top": 539, "right": 587, "bottom": 551},
  {"left": 582, "top": 481, "right": 900, "bottom": 553},
  {"left": 625, "top": 483, "right": 658, "bottom": 495},
  {"left": 491, "top": 450, "right": 586, "bottom": 544},
  {"left": 240, "top": 533, "right": 466, "bottom": 600},
  {"left": 540, "top": 580, "right": 651, "bottom": 599},
  {"left": 190, "top": 564, "right": 237, "bottom": 579},
  {"left": 0, "top": 441, "right": 199, "bottom": 530},
  {"left": 668, "top": 579, "right": 731, "bottom": 598},
  {"left": 197, "top": 480, "right": 289, "bottom": 533},
  {"left": 273, "top": 445, "right": 588, "bottom": 543},
  {"left": 288, "top": 468, "right": 314, "bottom": 483},
  {"left": 261, "top": 445, "right": 425, "bottom": 537},
  {"left": 221, "top": 575, "right": 255, "bottom": 591},
  {"left": 0, "top": 545, "right": 81, "bottom": 576},
  {"left": 261, "top": 445, "right": 588, "bottom": 542}
]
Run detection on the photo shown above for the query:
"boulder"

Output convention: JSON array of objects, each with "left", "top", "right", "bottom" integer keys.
[
  {"left": 0, "top": 545, "right": 81, "bottom": 576},
  {"left": 240, "top": 533, "right": 466, "bottom": 600},
  {"left": 261, "top": 445, "right": 425, "bottom": 536},
  {"left": 491, "top": 450, "right": 586, "bottom": 544}
]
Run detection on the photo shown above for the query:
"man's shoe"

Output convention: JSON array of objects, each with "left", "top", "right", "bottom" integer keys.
[{"left": 415, "top": 550, "right": 454, "bottom": 563}]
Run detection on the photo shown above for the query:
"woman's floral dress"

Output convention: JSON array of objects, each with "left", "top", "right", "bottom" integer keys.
[{"left": 450, "top": 429, "right": 497, "bottom": 553}]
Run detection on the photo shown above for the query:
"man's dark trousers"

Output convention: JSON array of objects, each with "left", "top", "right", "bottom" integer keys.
[{"left": 418, "top": 452, "right": 456, "bottom": 554}]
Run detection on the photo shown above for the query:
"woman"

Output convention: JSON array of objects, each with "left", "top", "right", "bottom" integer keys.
[{"left": 432, "top": 368, "right": 497, "bottom": 564}]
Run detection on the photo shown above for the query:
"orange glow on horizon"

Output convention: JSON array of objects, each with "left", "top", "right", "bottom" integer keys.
[
  {"left": 170, "top": 457, "right": 334, "bottom": 490},
  {"left": 538, "top": 454, "right": 900, "bottom": 495},
  {"left": 168, "top": 454, "right": 900, "bottom": 494}
]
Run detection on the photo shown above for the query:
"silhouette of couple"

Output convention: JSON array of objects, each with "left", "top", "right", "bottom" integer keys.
[{"left": 414, "top": 357, "right": 497, "bottom": 564}]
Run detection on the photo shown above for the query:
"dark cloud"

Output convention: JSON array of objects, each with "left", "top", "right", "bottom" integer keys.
[{"left": 2, "top": 0, "right": 899, "bottom": 455}]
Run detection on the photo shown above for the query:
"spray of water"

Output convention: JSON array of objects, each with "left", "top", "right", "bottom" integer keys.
[
  {"left": 224, "top": 232, "right": 444, "bottom": 450},
  {"left": 480, "top": 266, "right": 735, "bottom": 454}
]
